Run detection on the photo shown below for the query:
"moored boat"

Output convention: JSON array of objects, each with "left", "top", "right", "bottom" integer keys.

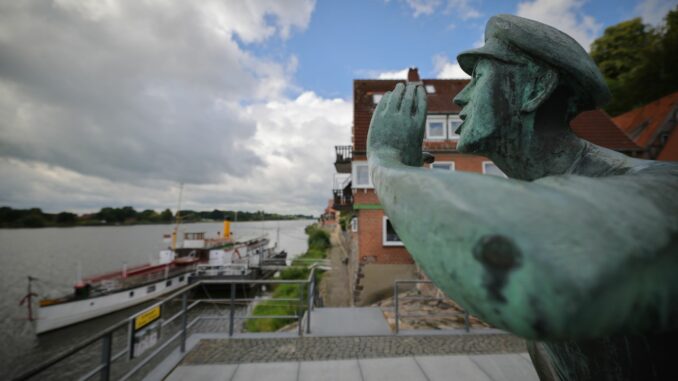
[
  {"left": 35, "top": 251, "right": 198, "bottom": 334},
  {"left": 32, "top": 220, "right": 288, "bottom": 334}
]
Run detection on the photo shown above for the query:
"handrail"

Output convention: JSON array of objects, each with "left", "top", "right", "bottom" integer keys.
[
  {"left": 13, "top": 268, "right": 317, "bottom": 381},
  {"left": 393, "top": 279, "right": 469, "bottom": 334}
]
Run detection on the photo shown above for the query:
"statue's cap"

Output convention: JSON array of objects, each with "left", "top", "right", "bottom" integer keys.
[{"left": 457, "top": 14, "right": 610, "bottom": 110}]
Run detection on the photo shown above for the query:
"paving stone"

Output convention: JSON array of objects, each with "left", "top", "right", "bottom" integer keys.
[
  {"left": 182, "top": 334, "right": 528, "bottom": 365},
  {"left": 358, "top": 357, "right": 428, "bottom": 381},
  {"left": 231, "top": 362, "right": 298, "bottom": 381},
  {"left": 415, "top": 355, "right": 492, "bottom": 381},
  {"left": 470, "top": 354, "right": 539, "bottom": 381},
  {"left": 298, "top": 359, "right": 363, "bottom": 381},
  {"left": 165, "top": 365, "right": 236, "bottom": 381}
]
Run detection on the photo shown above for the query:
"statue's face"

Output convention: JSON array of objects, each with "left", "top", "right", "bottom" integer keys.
[{"left": 453, "top": 58, "right": 522, "bottom": 154}]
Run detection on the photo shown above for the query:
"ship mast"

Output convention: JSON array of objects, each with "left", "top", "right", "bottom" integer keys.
[{"left": 171, "top": 183, "right": 184, "bottom": 251}]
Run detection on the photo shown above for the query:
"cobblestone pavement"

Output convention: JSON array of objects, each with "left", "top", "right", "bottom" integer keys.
[
  {"left": 181, "top": 334, "right": 527, "bottom": 365},
  {"left": 318, "top": 226, "right": 351, "bottom": 307}
]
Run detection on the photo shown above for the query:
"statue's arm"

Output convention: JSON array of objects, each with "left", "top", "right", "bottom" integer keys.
[{"left": 368, "top": 83, "right": 678, "bottom": 340}]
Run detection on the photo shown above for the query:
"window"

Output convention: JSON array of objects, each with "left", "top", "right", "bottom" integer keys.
[
  {"left": 353, "top": 162, "right": 372, "bottom": 188},
  {"left": 431, "top": 161, "right": 455, "bottom": 171},
  {"left": 373, "top": 94, "right": 383, "bottom": 105},
  {"left": 166, "top": 280, "right": 172, "bottom": 287},
  {"left": 350, "top": 217, "right": 358, "bottom": 232},
  {"left": 448, "top": 115, "right": 462, "bottom": 140},
  {"left": 482, "top": 161, "right": 507, "bottom": 177},
  {"left": 425, "top": 84, "right": 436, "bottom": 93},
  {"left": 383, "top": 216, "right": 404, "bottom": 246},
  {"left": 147, "top": 285, "right": 156, "bottom": 293},
  {"left": 426, "top": 116, "right": 446, "bottom": 140}
]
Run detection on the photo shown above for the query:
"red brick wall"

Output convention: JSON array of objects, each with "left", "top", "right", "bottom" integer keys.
[
  {"left": 354, "top": 190, "right": 380, "bottom": 204},
  {"left": 357, "top": 208, "right": 413, "bottom": 265},
  {"left": 427, "top": 153, "right": 490, "bottom": 173}
]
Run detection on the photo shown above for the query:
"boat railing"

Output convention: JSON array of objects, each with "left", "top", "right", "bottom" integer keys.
[{"left": 13, "top": 268, "right": 318, "bottom": 381}]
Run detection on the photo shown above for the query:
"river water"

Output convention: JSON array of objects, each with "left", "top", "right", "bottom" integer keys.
[{"left": 0, "top": 220, "right": 312, "bottom": 379}]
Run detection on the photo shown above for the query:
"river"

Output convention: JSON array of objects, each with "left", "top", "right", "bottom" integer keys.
[{"left": 0, "top": 220, "right": 312, "bottom": 379}]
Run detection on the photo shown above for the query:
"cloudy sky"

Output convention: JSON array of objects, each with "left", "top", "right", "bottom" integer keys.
[{"left": 0, "top": 0, "right": 675, "bottom": 215}]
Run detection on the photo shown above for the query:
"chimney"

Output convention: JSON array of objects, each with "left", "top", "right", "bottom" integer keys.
[{"left": 407, "top": 67, "right": 420, "bottom": 82}]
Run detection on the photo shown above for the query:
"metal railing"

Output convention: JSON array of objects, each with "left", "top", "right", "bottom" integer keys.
[
  {"left": 393, "top": 279, "right": 469, "bottom": 334},
  {"left": 334, "top": 145, "right": 352, "bottom": 162},
  {"left": 13, "top": 269, "right": 317, "bottom": 381}
]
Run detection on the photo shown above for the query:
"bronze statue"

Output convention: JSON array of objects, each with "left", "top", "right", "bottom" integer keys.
[{"left": 367, "top": 14, "right": 678, "bottom": 381}]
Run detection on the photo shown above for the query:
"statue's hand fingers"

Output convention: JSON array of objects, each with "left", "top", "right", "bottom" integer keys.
[
  {"left": 401, "top": 83, "right": 416, "bottom": 116},
  {"left": 414, "top": 85, "right": 427, "bottom": 128},
  {"left": 387, "top": 82, "right": 405, "bottom": 113},
  {"left": 376, "top": 91, "right": 390, "bottom": 116}
]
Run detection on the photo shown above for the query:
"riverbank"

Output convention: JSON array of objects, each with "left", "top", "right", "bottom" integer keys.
[
  {"left": 0, "top": 206, "right": 313, "bottom": 228},
  {"left": 245, "top": 225, "right": 330, "bottom": 332}
]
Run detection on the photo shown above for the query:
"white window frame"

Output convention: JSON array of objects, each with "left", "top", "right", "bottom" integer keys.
[
  {"left": 382, "top": 216, "right": 404, "bottom": 247},
  {"left": 425, "top": 116, "right": 447, "bottom": 140},
  {"left": 448, "top": 114, "right": 462, "bottom": 140},
  {"left": 350, "top": 217, "right": 358, "bottom": 232},
  {"left": 430, "top": 161, "right": 455, "bottom": 171},
  {"left": 352, "top": 161, "right": 373, "bottom": 188},
  {"left": 482, "top": 161, "right": 508, "bottom": 178}
]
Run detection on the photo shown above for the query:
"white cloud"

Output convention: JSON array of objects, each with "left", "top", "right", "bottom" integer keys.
[
  {"left": 405, "top": 0, "right": 441, "bottom": 17},
  {"left": 634, "top": 0, "right": 678, "bottom": 26},
  {"left": 444, "top": 0, "right": 482, "bottom": 20},
  {"left": 0, "top": 0, "right": 354, "bottom": 215},
  {"left": 377, "top": 69, "right": 410, "bottom": 79},
  {"left": 516, "top": 0, "right": 602, "bottom": 50},
  {"left": 403, "top": 0, "right": 481, "bottom": 19},
  {"left": 433, "top": 55, "right": 471, "bottom": 79}
]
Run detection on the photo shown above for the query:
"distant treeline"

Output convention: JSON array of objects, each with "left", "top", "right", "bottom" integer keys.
[{"left": 0, "top": 206, "right": 313, "bottom": 228}]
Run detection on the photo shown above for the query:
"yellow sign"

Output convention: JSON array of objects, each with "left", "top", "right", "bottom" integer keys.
[{"left": 135, "top": 306, "right": 161, "bottom": 330}]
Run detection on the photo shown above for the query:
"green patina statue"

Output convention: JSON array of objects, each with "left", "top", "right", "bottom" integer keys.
[{"left": 367, "top": 14, "right": 678, "bottom": 381}]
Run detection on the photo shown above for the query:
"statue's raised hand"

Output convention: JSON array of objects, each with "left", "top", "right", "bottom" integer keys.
[{"left": 367, "top": 83, "right": 427, "bottom": 167}]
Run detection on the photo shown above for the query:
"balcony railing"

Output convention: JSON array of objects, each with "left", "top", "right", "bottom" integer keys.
[
  {"left": 333, "top": 190, "right": 353, "bottom": 211},
  {"left": 334, "top": 145, "right": 352, "bottom": 173}
]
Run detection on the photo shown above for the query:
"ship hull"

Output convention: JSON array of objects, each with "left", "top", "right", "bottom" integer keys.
[{"left": 36, "top": 271, "right": 191, "bottom": 334}]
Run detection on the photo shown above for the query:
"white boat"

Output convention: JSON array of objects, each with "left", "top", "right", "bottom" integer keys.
[
  {"left": 35, "top": 251, "right": 198, "bottom": 334},
  {"left": 33, "top": 220, "right": 286, "bottom": 334}
]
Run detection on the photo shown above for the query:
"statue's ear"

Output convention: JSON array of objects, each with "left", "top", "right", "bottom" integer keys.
[{"left": 521, "top": 68, "right": 559, "bottom": 113}]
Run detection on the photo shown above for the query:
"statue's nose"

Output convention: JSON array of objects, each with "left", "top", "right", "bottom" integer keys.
[{"left": 453, "top": 86, "right": 470, "bottom": 107}]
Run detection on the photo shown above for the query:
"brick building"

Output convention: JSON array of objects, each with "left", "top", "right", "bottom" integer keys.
[{"left": 335, "top": 67, "right": 648, "bottom": 305}]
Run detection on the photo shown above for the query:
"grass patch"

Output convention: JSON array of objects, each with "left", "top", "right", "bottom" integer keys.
[{"left": 245, "top": 224, "right": 329, "bottom": 332}]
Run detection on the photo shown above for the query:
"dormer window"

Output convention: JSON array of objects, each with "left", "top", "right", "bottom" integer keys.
[
  {"left": 373, "top": 94, "right": 383, "bottom": 105},
  {"left": 425, "top": 84, "right": 436, "bottom": 93}
]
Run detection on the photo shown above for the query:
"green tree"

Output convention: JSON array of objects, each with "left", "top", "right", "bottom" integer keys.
[
  {"left": 160, "top": 208, "right": 174, "bottom": 222},
  {"left": 140, "top": 209, "right": 160, "bottom": 222},
  {"left": 591, "top": 7, "right": 678, "bottom": 116},
  {"left": 55, "top": 212, "right": 77, "bottom": 225}
]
